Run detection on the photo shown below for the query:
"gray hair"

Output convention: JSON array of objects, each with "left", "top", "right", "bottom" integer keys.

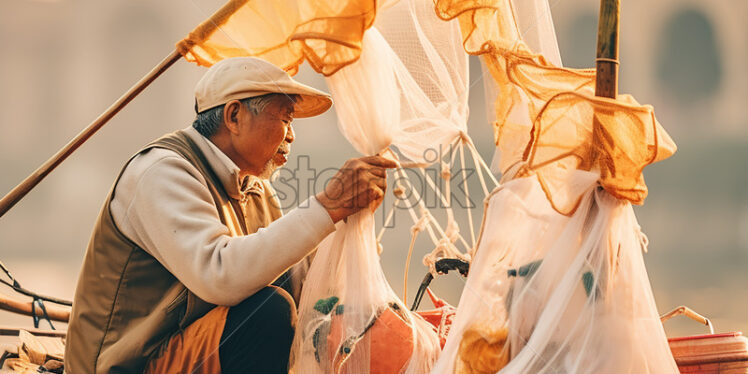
[{"left": 192, "top": 93, "right": 296, "bottom": 138}]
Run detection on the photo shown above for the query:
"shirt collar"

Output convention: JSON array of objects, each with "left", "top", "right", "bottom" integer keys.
[{"left": 183, "top": 126, "right": 265, "bottom": 200}]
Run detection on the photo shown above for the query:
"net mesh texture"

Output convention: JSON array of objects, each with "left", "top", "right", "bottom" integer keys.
[{"left": 180, "top": 0, "right": 680, "bottom": 372}]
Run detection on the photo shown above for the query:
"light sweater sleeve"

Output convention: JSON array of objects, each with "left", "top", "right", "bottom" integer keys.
[{"left": 113, "top": 152, "right": 335, "bottom": 306}]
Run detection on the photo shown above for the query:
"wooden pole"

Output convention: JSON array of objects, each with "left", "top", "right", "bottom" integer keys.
[
  {"left": 0, "top": 293, "right": 70, "bottom": 323},
  {"left": 0, "top": 325, "right": 67, "bottom": 338},
  {"left": 595, "top": 0, "right": 620, "bottom": 99},
  {"left": 0, "top": 49, "right": 182, "bottom": 219}
]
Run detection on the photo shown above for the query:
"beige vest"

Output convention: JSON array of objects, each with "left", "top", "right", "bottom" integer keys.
[{"left": 65, "top": 130, "right": 291, "bottom": 373}]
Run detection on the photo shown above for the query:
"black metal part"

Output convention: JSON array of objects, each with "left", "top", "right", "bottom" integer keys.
[{"left": 410, "top": 258, "right": 470, "bottom": 311}]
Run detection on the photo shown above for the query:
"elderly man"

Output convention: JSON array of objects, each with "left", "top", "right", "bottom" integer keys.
[{"left": 65, "top": 57, "right": 395, "bottom": 373}]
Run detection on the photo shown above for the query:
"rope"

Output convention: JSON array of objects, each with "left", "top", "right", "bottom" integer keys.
[
  {"left": 391, "top": 165, "right": 440, "bottom": 246},
  {"left": 383, "top": 135, "right": 499, "bottom": 277},
  {"left": 438, "top": 142, "right": 473, "bottom": 252},
  {"left": 376, "top": 196, "right": 400, "bottom": 251},
  {"left": 468, "top": 140, "right": 490, "bottom": 196},
  {"left": 397, "top": 165, "right": 470, "bottom": 277},
  {"left": 31, "top": 298, "right": 55, "bottom": 330},
  {"left": 441, "top": 161, "right": 451, "bottom": 181},
  {"left": 444, "top": 218, "right": 461, "bottom": 243},
  {"left": 458, "top": 141, "right": 477, "bottom": 247},
  {"left": 0, "top": 260, "right": 72, "bottom": 306},
  {"left": 595, "top": 57, "right": 620, "bottom": 65},
  {"left": 402, "top": 216, "right": 426, "bottom": 303},
  {"left": 416, "top": 166, "right": 471, "bottom": 253},
  {"left": 443, "top": 160, "right": 453, "bottom": 232},
  {"left": 418, "top": 165, "right": 450, "bottom": 210},
  {"left": 465, "top": 136, "right": 500, "bottom": 188}
]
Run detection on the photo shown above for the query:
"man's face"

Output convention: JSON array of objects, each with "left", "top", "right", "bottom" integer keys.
[{"left": 230, "top": 96, "right": 295, "bottom": 178}]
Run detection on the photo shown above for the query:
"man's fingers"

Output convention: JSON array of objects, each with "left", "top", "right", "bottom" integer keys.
[
  {"left": 369, "top": 175, "right": 387, "bottom": 191},
  {"left": 368, "top": 185, "right": 385, "bottom": 213},
  {"left": 359, "top": 155, "right": 398, "bottom": 169},
  {"left": 366, "top": 166, "right": 387, "bottom": 178},
  {"left": 368, "top": 184, "right": 385, "bottom": 201}
]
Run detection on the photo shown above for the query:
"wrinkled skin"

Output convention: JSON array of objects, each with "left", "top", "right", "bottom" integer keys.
[
  {"left": 211, "top": 96, "right": 397, "bottom": 223},
  {"left": 315, "top": 155, "right": 397, "bottom": 223}
]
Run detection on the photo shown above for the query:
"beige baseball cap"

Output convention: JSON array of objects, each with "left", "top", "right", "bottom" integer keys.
[{"left": 194, "top": 57, "right": 333, "bottom": 118}]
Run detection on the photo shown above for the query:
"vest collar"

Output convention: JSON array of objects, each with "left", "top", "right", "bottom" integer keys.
[{"left": 183, "top": 126, "right": 264, "bottom": 200}]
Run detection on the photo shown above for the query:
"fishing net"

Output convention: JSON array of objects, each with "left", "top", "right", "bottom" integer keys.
[
  {"left": 430, "top": 0, "right": 680, "bottom": 373},
  {"left": 433, "top": 0, "right": 675, "bottom": 205},
  {"left": 432, "top": 173, "right": 680, "bottom": 373},
  {"left": 289, "top": 0, "right": 475, "bottom": 372},
  {"left": 178, "top": 0, "right": 399, "bottom": 76},
  {"left": 179, "top": 0, "right": 680, "bottom": 372}
]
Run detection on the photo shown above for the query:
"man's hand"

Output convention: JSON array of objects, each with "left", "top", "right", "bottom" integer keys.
[{"left": 315, "top": 155, "right": 398, "bottom": 223}]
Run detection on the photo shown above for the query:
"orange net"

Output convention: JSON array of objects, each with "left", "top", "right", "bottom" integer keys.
[
  {"left": 175, "top": 1, "right": 681, "bottom": 372},
  {"left": 178, "top": 0, "right": 674, "bottom": 214},
  {"left": 434, "top": 0, "right": 676, "bottom": 214},
  {"left": 177, "top": 0, "right": 381, "bottom": 76}
]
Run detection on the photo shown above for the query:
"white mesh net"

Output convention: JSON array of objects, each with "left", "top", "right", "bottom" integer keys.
[
  {"left": 289, "top": 0, "right": 471, "bottom": 372},
  {"left": 290, "top": 0, "right": 678, "bottom": 372},
  {"left": 432, "top": 173, "right": 679, "bottom": 373},
  {"left": 429, "top": 0, "right": 679, "bottom": 372}
]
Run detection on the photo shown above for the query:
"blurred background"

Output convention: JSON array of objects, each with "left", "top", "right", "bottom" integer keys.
[{"left": 0, "top": 0, "right": 746, "bottom": 338}]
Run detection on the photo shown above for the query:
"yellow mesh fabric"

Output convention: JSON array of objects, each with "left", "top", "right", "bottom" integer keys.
[
  {"left": 179, "top": 0, "right": 675, "bottom": 213},
  {"left": 434, "top": 0, "right": 676, "bottom": 214},
  {"left": 177, "top": 0, "right": 379, "bottom": 76}
]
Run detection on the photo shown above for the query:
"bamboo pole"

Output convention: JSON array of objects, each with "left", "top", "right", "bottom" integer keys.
[
  {"left": 0, "top": 293, "right": 70, "bottom": 323},
  {"left": 595, "top": 0, "right": 620, "bottom": 99},
  {"left": 594, "top": 0, "right": 621, "bottom": 269},
  {"left": 0, "top": 50, "right": 182, "bottom": 219}
]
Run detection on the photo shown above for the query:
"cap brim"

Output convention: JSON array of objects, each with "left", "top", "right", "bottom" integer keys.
[
  {"left": 267, "top": 77, "right": 332, "bottom": 118},
  {"left": 195, "top": 64, "right": 333, "bottom": 117},
  {"left": 293, "top": 93, "right": 333, "bottom": 118}
]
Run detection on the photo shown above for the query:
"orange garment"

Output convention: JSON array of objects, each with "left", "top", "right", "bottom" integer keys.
[{"left": 144, "top": 306, "right": 229, "bottom": 374}]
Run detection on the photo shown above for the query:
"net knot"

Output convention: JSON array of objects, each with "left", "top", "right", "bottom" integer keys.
[
  {"left": 393, "top": 183, "right": 406, "bottom": 198},
  {"left": 458, "top": 130, "right": 470, "bottom": 143},
  {"left": 411, "top": 210, "right": 430, "bottom": 235},
  {"left": 441, "top": 161, "right": 451, "bottom": 180}
]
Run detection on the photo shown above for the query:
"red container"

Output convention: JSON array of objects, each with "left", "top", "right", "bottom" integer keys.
[{"left": 664, "top": 306, "right": 748, "bottom": 373}]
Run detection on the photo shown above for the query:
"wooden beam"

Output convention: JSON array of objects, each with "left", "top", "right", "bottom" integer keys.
[
  {"left": 595, "top": 0, "right": 620, "bottom": 99},
  {"left": 0, "top": 293, "right": 70, "bottom": 323},
  {"left": 0, "top": 326, "right": 66, "bottom": 338},
  {"left": 0, "top": 49, "right": 182, "bottom": 219}
]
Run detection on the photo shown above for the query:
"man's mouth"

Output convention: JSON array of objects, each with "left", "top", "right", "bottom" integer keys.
[{"left": 276, "top": 146, "right": 290, "bottom": 162}]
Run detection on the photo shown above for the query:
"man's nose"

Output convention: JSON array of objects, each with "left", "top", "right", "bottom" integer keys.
[{"left": 285, "top": 125, "right": 295, "bottom": 144}]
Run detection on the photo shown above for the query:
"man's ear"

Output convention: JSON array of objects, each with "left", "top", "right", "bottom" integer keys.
[{"left": 223, "top": 100, "right": 242, "bottom": 135}]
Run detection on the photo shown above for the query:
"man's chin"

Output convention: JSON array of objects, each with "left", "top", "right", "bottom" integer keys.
[{"left": 258, "top": 160, "right": 285, "bottom": 181}]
